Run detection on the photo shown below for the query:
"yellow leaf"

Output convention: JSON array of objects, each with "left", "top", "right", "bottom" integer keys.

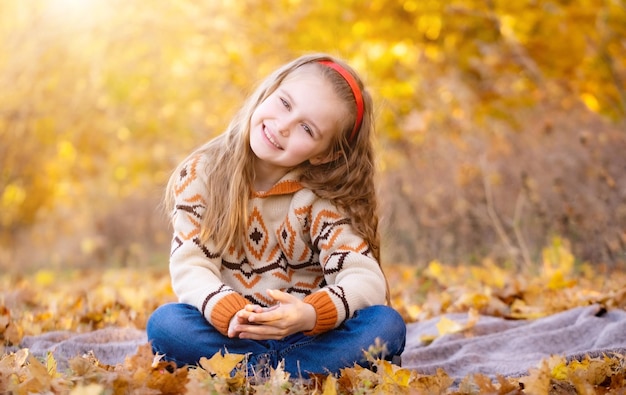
[
  {"left": 46, "top": 351, "right": 62, "bottom": 378},
  {"left": 547, "top": 271, "right": 576, "bottom": 290},
  {"left": 35, "top": 269, "right": 55, "bottom": 287},
  {"left": 57, "top": 140, "right": 77, "bottom": 163},
  {"left": 549, "top": 355, "right": 568, "bottom": 380},
  {"left": 377, "top": 359, "right": 412, "bottom": 388},
  {"left": 570, "top": 356, "right": 613, "bottom": 386},
  {"left": 580, "top": 93, "right": 600, "bottom": 112},
  {"left": 436, "top": 316, "right": 464, "bottom": 336},
  {"left": 419, "top": 333, "right": 437, "bottom": 344},
  {"left": 426, "top": 260, "right": 444, "bottom": 282},
  {"left": 421, "top": 310, "right": 479, "bottom": 343},
  {"left": 198, "top": 351, "right": 245, "bottom": 378},
  {"left": 1, "top": 183, "right": 26, "bottom": 207},
  {"left": 322, "top": 374, "right": 338, "bottom": 395},
  {"left": 542, "top": 237, "right": 575, "bottom": 288}
]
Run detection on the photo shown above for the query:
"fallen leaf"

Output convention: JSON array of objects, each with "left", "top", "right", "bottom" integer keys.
[{"left": 198, "top": 351, "right": 245, "bottom": 378}]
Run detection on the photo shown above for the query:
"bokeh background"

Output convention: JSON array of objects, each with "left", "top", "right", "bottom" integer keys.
[{"left": 1, "top": 0, "right": 625, "bottom": 273}]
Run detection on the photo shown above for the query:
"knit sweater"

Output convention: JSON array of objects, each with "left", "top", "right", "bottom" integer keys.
[{"left": 169, "top": 154, "right": 387, "bottom": 336}]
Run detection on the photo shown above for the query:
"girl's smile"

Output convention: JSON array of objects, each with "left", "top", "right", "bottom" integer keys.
[{"left": 262, "top": 124, "right": 283, "bottom": 150}]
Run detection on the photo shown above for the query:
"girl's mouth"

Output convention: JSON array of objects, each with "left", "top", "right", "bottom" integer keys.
[{"left": 263, "top": 125, "right": 283, "bottom": 150}]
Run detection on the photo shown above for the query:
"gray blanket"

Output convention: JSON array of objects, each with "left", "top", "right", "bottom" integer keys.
[
  {"left": 402, "top": 304, "right": 626, "bottom": 379},
  {"left": 17, "top": 305, "right": 626, "bottom": 378}
]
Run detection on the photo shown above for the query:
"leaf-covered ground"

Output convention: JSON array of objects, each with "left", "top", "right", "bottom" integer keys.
[{"left": 1, "top": 239, "right": 626, "bottom": 394}]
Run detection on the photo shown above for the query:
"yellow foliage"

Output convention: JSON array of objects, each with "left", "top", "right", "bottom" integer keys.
[
  {"left": 1, "top": 259, "right": 626, "bottom": 393},
  {"left": 580, "top": 92, "right": 601, "bottom": 113},
  {"left": 1, "top": 0, "right": 624, "bottom": 260},
  {"left": 542, "top": 237, "right": 577, "bottom": 290},
  {"left": 425, "top": 260, "right": 446, "bottom": 283},
  {"left": 1, "top": 184, "right": 26, "bottom": 208}
]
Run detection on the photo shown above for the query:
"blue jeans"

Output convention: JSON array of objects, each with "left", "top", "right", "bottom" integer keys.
[{"left": 147, "top": 303, "right": 406, "bottom": 378}]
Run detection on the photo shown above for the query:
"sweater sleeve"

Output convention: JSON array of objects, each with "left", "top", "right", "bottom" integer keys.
[
  {"left": 168, "top": 154, "right": 248, "bottom": 335},
  {"left": 302, "top": 197, "right": 387, "bottom": 335}
]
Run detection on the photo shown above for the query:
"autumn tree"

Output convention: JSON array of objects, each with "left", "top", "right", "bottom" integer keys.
[{"left": 1, "top": 0, "right": 624, "bottom": 269}]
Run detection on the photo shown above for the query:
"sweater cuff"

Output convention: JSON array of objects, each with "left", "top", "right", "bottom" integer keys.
[
  {"left": 303, "top": 291, "right": 338, "bottom": 335},
  {"left": 210, "top": 293, "right": 249, "bottom": 336}
]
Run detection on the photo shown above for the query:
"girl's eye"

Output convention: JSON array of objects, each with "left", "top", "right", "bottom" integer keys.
[
  {"left": 302, "top": 124, "right": 313, "bottom": 136},
  {"left": 280, "top": 97, "right": 290, "bottom": 110}
]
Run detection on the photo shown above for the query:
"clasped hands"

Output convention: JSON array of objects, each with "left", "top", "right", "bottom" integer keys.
[{"left": 228, "top": 289, "right": 316, "bottom": 340}]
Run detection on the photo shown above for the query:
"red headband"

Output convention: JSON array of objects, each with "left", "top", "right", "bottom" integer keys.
[{"left": 318, "top": 60, "right": 364, "bottom": 142}]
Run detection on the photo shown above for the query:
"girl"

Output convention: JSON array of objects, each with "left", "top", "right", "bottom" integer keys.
[{"left": 147, "top": 53, "right": 406, "bottom": 379}]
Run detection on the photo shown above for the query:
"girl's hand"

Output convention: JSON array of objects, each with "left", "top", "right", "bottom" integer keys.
[
  {"left": 230, "top": 289, "right": 317, "bottom": 340},
  {"left": 227, "top": 303, "right": 270, "bottom": 337}
]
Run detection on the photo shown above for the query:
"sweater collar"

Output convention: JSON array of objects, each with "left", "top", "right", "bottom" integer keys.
[{"left": 252, "top": 170, "right": 303, "bottom": 198}]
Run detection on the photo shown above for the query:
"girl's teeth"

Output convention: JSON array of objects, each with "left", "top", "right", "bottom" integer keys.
[{"left": 264, "top": 128, "right": 281, "bottom": 149}]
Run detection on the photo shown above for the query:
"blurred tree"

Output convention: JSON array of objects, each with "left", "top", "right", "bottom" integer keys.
[{"left": 0, "top": 0, "right": 624, "bottom": 268}]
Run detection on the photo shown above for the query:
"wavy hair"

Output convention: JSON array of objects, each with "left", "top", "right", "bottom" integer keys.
[{"left": 165, "top": 53, "right": 384, "bottom": 291}]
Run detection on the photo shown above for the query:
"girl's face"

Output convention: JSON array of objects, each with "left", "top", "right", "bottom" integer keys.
[{"left": 249, "top": 66, "right": 348, "bottom": 176}]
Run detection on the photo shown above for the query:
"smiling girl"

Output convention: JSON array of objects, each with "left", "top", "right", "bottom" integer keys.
[{"left": 147, "top": 53, "right": 406, "bottom": 379}]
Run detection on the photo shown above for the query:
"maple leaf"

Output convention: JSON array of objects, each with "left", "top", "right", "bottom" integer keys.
[
  {"left": 0, "top": 306, "right": 23, "bottom": 346},
  {"left": 124, "top": 343, "right": 154, "bottom": 368},
  {"left": 573, "top": 356, "right": 613, "bottom": 385},
  {"left": 68, "top": 354, "right": 107, "bottom": 381},
  {"left": 519, "top": 359, "right": 552, "bottom": 395},
  {"left": 374, "top": 359, "right": 413, "bottom": 389},
  {"left": 115, "top": 342, "right": 186, "bottom": 394},
  {"left": 458, "top": 373, "right": 522, "bottom": 394},
  {"left": 410, "top": 368, "right": 454, "bottom": 394},
  {"left": 0, "top": 348, "right": 29, "bottom": 370},
  {"left": 337, "top": 364, "right": 378, "bottom": 392},
  {"left": 336, "top": 366, "right": 363, "bottom": 393},
  {"left": 145, "top": 361, "right": 189, "bottom": 395}
]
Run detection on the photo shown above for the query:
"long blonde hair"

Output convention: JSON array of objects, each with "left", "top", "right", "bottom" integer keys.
[{"left": 165, "top": 53, "right": 380, "bottom": 264}]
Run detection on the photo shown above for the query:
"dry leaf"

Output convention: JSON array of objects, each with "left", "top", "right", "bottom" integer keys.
[
  {"left": 322, "top": 374, "right": 338, "bottom": 395},
  {"left": 198, "top": 351, "right": 245, "bottom": 378}
]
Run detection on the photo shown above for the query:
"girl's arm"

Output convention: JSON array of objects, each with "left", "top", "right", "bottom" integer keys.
[
  {"left": 301, "top": 198, "right": 387, "bottom": 335},
  {"left": 168, "top": 155, "right": 249, "bottom": 336}
]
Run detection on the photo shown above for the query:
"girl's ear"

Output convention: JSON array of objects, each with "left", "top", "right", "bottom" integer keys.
[{"left": 309, "top": 150, "right": 342, "bottom": 166}]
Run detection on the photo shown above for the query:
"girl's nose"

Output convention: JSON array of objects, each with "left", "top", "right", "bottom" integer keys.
[{"left": 277, "top": 118, "right": 292, "bottom": 137}]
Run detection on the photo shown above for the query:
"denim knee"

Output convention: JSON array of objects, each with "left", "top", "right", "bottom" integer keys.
[
  {"left": 364, "top": 305, "right": 407, "bottom": 353},
  {"left": 146, "top": 304, "right": 169, "bottom": 347},
  {"left": 146, "top": 303, "right": 188, "bottom": 349}
]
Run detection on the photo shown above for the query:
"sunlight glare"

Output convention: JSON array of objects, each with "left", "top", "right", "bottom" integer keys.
[{"left": 46, "top": 0, "right": 100, "bottom": 23}]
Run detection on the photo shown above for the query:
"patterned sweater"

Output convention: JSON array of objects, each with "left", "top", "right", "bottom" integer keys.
[{"left": 169, "top": 154, "right": 387, "bottom": 336}]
